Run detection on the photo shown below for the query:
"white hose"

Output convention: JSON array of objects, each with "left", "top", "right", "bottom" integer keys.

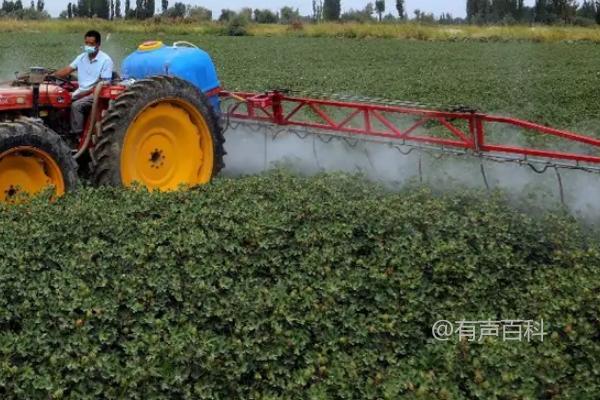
[{"left": 172, "top": 41, "right": 199, "bottom": 49}]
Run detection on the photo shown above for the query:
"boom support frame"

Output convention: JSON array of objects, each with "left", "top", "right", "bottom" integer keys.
[{"left": 221, "top": 90, "right": 600, "bottom": 169}]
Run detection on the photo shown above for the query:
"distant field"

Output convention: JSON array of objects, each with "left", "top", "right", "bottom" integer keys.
[
  {"left": 1, "top": 30, "right": 599, "bottom": 135},
  {"left": 2, "top": 19, "right": 600, "bottom": 42}
]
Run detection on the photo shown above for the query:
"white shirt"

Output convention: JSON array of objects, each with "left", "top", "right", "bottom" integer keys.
[{"left": 70, "top": 50, "right": 113, "bottom": 97}]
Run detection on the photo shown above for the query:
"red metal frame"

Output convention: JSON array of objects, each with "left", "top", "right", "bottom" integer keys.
[{"left": 221, "top": 91, "right": 600, "bottom": 166}]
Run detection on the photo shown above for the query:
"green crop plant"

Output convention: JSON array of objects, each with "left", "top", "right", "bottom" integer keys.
[{"left": 0, "top": 172, "right": 598, "bottom": 398}]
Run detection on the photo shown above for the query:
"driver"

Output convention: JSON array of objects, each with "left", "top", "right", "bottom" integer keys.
[{"left": 53, "top": 30, "right": 114, "bottom": 137}]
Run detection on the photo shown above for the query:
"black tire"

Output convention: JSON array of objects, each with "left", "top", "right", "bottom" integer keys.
[
  {"left": 0, "top": 119, "right": 78, "bottom": 201},
  {"left": 91, "top": 76, "right": 226, "bottom": 189}
]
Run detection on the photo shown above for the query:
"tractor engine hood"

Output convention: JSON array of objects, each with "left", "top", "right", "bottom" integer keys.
[{"left": 0, "top": 83, "right": 71, "bottom": 111}]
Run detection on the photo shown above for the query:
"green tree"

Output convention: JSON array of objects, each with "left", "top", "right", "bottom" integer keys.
[
  {"left": 467, "top": 0, "right": 476, "bottom": 21},
  {"left": 341, "top": 3, "right": 375, "bottom": 22},
  {"left": 439, "top": 12, "right": 455, "bottom": 23},
  {"left": 93, "top": 0, "right": 110, "bottom": 19},
  {"left": 578, "top": 0, "right": 597, "bottom": 19},
  {"left": 187, "top": 5, "right": 211, "bottom": 21},
  {"left": 145, "top": 0, "right": 154, "bottom": 18},
  {"left": 35, "top": 0, "right": 42, "bottom": 11},
  {"left": 161, "top": 0, "right": 167, "bottom": 13},
  {"left": 164, "top": 1, "right": 185, "bottom": 18},
  {"left": 254, "top": 8, "right": 278, "bottom": 23},
  {"left": 312, "top": 0, "right": 323, "bottom": 21},
  {"left": 395, "top": 0, "right": 404, "bottom": 19},
  {"left": 468, "top": 0, "right": 486, "bottom": 23},
  {"left": 535, "top": 0, "right": 550, "bottom": 22},
  {"left": 134, "top": 0, "right": 142, "bottom": 18},
  {"left": 218, "top": 8, "right": 235, "bottom": 21},
  {"left": 136, "top": 0, "right": 154, "bottom": 18},
  {"left": 553, "top": 0, "right": 578, "bottom": 23},
  {"left": 323, "top": 0, "right": 340, "bottom": 20},
  {"left": 76, "top": 0, "right": 90, "bottom": 17},
  {"left": 375, "top": 0, "right": 384, "bottom": 21},
  {"left": 487, "top": 0, "right": 522, "bottom": 23},
  {"left": 280, "top": 6, "right": 300, "bottom": 23},
  {"left": 239, "top": 7, "right": 252, "bottom": 20},
  {"left": 516, "top": 0, "right": 525, "bottom": 19}
]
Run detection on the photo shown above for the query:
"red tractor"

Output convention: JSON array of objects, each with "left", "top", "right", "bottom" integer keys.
[
  {"left": 0, "top": 64, "right": 225, "bottom": 203},
  {"left": 4, "top": 41, "right": 600, "bottom": 205}
]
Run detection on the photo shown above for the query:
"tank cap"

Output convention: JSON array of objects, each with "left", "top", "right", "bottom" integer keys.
[{"left": 138, "top": 41, "right": 164, "bottom": 52}]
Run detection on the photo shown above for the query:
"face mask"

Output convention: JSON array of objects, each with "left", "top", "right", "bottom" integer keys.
[{"left": 83, "top": 45, "right": 97, "bottom": 55}]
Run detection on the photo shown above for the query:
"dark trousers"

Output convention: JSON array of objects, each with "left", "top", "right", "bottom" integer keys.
[{"left": 70, "top": 95, "right": 94, "bottom": 135}]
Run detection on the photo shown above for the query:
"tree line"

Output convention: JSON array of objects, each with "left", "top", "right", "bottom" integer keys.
[
  {"left": 467, "top": 0, "right": 600, "bottom": 25},
  {"left": 3, "top": 0, "right": 600, "bottom": 25},
  {"left": 56, "top": 1, "right": 296, "bottom": 23},
  {"left": 1, "top": 0, "right": 45, "bottom": 12},
  {"left": 315, "top": 0, "right": 600, "bottom": 25},
  {"left": 1, "top": 0, "right": 48, "bottom": 18},
  {"left": 63, "top": 1, "right": 148, "bottom": 19}
]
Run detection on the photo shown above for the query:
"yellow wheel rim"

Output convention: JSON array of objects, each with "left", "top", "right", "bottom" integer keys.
[
  {"left": 0, "top": 146, "right": 65, "bottom": 203},
  {"left": 121, "top": 99, "right": 214, "bottom": 191}
]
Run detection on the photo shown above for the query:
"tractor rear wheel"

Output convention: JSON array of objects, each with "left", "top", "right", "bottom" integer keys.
[
  {"left": 92, "top": 76, "right": 225, "bottom": 191},
  {"left": 0, "top": 119, "right": 77, "bottom": 203}
]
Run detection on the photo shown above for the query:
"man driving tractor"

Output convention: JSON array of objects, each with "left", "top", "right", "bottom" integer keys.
[
  {"left": 0, "top": 36, "right": 226, "bottom": 202},
  {"left": 53, "top": 30, "right": 114, "bottom": 137}
]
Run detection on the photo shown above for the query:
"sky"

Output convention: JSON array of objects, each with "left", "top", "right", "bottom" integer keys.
[{"left": 46, "top": 1, "right": 538, "bottom": 19}]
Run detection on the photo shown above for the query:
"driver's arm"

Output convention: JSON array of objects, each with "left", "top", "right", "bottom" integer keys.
[
  {"left": 54, "top": 54, "right": 80, "bottom": 79},
  {"left": 53, "top": 66, "right": 75, "bottom": 79}
]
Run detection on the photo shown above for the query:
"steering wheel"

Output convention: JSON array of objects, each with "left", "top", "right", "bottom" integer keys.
[
  {"left": 44, "top": 73, "right": 70, "bottom": 85},
  {"left": 44, "top": 73, "right": 77, "bottom": 92}
]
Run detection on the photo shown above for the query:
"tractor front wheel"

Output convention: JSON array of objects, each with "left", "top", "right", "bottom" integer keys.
[
  {"left": 92, "top": 76, "right": 225, "bottom": 191},
  {"left": 0, "top": 120, "right": 78, "bottom": 203}
]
